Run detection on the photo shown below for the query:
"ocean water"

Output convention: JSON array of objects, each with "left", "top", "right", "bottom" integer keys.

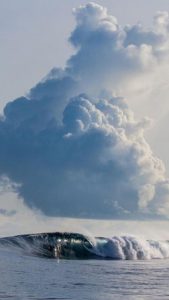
[{"left": 1, "top": 234, "right": 169, "bottom": 300}]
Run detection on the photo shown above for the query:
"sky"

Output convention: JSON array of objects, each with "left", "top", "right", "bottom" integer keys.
[
  {"left": 1, "top": 0, "right": 169, "bottom": 106},
  {"left": 1, "top": 0, "right": 169, "bottom": 237}
]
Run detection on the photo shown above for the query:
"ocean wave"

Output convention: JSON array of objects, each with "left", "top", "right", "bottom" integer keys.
[
  {"left": 88, "top": 236, "right": 169, "bottom": 260},
  {"left": 0, "top": 232, "right": 169, "bottom": 260}
]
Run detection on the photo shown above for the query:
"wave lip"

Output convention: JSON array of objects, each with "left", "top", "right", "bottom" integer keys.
[{"left": 0, "top": 232, "right": 169, "bottom": 260}]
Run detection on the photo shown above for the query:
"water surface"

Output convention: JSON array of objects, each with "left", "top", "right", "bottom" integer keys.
[{"left": 1, "top": 246, "right": 169, "bottom": 300}]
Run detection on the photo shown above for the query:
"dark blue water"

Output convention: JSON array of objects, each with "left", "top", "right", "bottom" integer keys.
[{"left": 1, "top": 244, "right": 169, "bottom": 300}]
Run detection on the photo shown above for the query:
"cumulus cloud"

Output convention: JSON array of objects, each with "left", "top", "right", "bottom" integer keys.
[
  {"left": 1, "top": 2, "right": 169, "bottom": 219},
  {"left": 67, "top": 3, "right": 169, "bottom": 96},
  {"left": 0, "top": 92, "right": 169, "bottom": 219}
]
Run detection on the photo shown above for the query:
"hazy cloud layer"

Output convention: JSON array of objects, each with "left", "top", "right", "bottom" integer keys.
[{"left": 1, "top": 2, "right": 169, "bottom": 219}]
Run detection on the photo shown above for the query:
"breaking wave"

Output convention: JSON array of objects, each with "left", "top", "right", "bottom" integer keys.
[{"left": 0, "top": 232, "right": 169, "bottom": 260}]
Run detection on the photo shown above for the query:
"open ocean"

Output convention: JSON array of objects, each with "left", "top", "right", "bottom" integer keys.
[{"left": 1, "top": 234, "right": 169, "bottom": 300}]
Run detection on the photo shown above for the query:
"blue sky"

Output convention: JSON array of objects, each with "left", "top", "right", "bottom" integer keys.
[{"left": 1, "top": 0, "right": 169, "bottom": 107}]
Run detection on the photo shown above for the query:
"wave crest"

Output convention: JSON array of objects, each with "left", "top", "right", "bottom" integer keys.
[
  {"left": 0, "top": 232, "right": 169, "bottom": 260},
  {"left": 90, "top": 236, "right": 169, "bottom": 260}
]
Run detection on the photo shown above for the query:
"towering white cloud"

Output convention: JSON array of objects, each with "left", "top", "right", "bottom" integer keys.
[
  {"left": 1, "top": 2, "right": 169, "bottom": 219},
  {"left": 67, "top": 3, "right": 169, "bottom": 97}
]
